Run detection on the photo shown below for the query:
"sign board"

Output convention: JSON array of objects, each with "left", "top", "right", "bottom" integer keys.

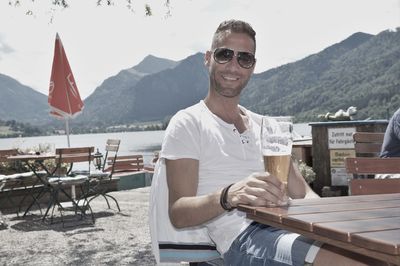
[
  {"left": 331, "top": 167, "right": 352, "bottom": 186},
  {"left": 330, "top": 149, "right": 356, "bottom": 168},
  {"left": 328, "top": 127, "right": 356, "bottom": 149}
]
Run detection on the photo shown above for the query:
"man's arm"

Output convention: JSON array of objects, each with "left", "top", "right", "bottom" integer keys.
[
  {"left": 167, "top": 158, "right": 290, "bottom": 229},
  {"left": 166, "top": 158, "right": 225, "bottom": 228},
  {"left": 288, "top": 160, "right": 319, "bottom": 199}
]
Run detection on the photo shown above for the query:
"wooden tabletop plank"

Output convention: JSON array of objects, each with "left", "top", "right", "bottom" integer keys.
[
  {"left": 313, "top": 217, "right": 400, "bottom": 244},
  {"left": 289, "top": 193, "right": 400, "bottom": 206},
  {"left": 351, "top": 229, "right": 400, "bottom": 255},
  {"left": 238, "top": 194, "right": 400, "bottom": 214},
  {"left": 7, "top": 154, "right": 56, "bottom": 161},
  {"left": 251, "top": 200, "right": 400, "bottom": 223},
  {"left": 282, "top": 207, "right": 400, "bottom": 232}
]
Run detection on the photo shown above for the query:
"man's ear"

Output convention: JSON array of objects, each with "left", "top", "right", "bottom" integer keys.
[{"left": 204, "top": 51, "right": 211, "bottom": 67}]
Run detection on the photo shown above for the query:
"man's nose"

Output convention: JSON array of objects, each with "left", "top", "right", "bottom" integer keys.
[{"left": 225, "top": 55, "right": 241, "bottom": 70}]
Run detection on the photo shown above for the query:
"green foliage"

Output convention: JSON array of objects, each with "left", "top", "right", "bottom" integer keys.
[
  {"left": 0, "top": 119, "right": 45, "bottom": 138},
  {"left": 296, "top": 160, "right": 316, "bottom": 184},
  {"left": 241, "top": 30, "right": 400, "bottom": 122},
  {"left": 8, "top": 0, "right": 172, "bottom": 17}
]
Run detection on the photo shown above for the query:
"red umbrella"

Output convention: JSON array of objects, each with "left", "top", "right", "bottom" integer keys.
[{"left": 48, "top": 33, "right": 84, "bottom": 147}]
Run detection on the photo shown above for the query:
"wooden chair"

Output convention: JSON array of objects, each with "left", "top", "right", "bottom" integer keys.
[
  {"left": 85, "top": 139, "right": 121, "bottom": 211},
  {"left": 45, "top": 147, "right": 95, "bottom": 226},
  {"left": 346, "top": 132, "right": 400, "bottom": 195},
  {"left": 353, "top": 132, "right": 385, "bottom": 156},
  {"left": 350, "top": 132, "right": 385, "bottom": 179},
  {"left": 86, "top": 148, "right": 143, "bottom": 212},
  {"left": 345, "top": 157, "right": 400, "bottom": 195}
]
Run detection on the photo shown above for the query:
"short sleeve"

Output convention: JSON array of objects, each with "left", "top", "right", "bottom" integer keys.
[{"left": 161, "top": 110, "right": 201, "bottom": 160}]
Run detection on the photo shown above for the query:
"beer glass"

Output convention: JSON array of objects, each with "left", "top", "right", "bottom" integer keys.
[{"left": 260, "top": 116, "right": 293, "bottom": 194}]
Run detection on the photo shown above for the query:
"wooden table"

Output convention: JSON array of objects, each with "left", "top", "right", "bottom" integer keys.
[{"left": 238, "top": 193, "right": 400, "bottom": 265}]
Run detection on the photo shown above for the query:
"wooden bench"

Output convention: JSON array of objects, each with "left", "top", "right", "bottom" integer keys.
[{"left": 105, "top": 154, "right": 144, "bottom": 173}]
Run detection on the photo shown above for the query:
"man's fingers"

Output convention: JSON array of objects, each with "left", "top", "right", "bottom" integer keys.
[
  {"left": 248, "top": 173, "right": 285, "bottom": 198},
  {"left": 244, "top": 186, "right": 282, "bottom": 202},
  {"left": 253, "top": 172, "right": 285, "bottom": 188}
]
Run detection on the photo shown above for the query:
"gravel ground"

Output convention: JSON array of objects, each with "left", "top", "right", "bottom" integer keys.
[{"left": 0, "top": 187, "right": 157, "bottom": 266}]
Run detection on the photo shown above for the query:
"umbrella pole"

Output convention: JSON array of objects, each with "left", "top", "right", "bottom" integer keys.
[
  {"left": 65, "top": 118, "right": 76, "bottom": 199},
  {"left": 65, "top": 118, "right": 71, "bottom": 148}
]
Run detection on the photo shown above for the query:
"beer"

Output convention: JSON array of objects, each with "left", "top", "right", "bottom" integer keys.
[{"left": 263, "top": 155, "right": 291, "bottom": 183}]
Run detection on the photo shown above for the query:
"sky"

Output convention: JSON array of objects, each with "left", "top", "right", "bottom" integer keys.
[{"left": 0, "top": 0, "right": 399, "bottom": 99}]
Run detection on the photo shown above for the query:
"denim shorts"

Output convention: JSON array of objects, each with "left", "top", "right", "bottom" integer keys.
[{"left": 224, "top": 222, "right": 318, "bottom": 266}]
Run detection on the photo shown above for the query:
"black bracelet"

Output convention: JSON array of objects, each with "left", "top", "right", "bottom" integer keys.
[{"left": 220, "top": 183, "right": 235, "bottom": 211}]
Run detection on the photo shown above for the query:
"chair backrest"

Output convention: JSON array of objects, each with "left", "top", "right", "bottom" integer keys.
[
  {"left": 0, "top": 149, "right": 18, "bottom": 163},
  {"left": 106, "top": 154, "right": 144, "bottom": 173},
  {"left": 353, "top": 132, "right": 385, "bottom": 156},
  {"left": 0, "top": 149, "right": 23, "bottom": 174},
  {"left": 345, "top": 157, "right": 400, "bottom": 195},
  {"left": 102, "top": 139, "right": 121, "bottom": 172},
  {"left": 349, "top": 178, "right": 400, "bottom": 195},
  {"left": 345, "top": 157, "right": 400, "bottom": 175},
  {"left": 55, "top": 147, "right": 94, "bottom": 175}
]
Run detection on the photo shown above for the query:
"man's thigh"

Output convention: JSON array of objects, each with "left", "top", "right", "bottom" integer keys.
[{"left": 224, "top": 222, "right": 318, "bottom": 266}]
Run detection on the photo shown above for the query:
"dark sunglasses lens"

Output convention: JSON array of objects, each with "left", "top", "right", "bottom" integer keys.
[
  {"left": 214, "top": 48, "right": 234, "bottom": 63},
  {"left": 237, "top": 52, "right": 255, "bottom": 69}
]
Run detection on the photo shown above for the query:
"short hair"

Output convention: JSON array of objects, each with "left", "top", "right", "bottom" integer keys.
[{"left": 211, "top": 19, "right": 256, "bottom": 52}]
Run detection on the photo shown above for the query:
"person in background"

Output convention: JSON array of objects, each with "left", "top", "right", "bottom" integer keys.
[
  {"left": 377, "top": 107, "right": 400, "bottom": 179},
  {"left": 380, "top": 107, "right": 400, "bottom": 158},
  {"left": 150, "top": 19, "right": 386, "bottom": 266}
]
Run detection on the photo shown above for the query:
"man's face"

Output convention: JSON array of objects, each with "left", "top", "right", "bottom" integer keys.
[{"left": 205, "top": 32, "right": 256, "bottom": 99}]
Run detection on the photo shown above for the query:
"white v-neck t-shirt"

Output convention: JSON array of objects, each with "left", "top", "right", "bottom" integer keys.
[{"left": 161, "top": 100, "right": 264, "bottom": 255}]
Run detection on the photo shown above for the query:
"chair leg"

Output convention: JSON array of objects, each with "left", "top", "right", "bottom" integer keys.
[
  {"left": 87, "top": 179, "right": 120, "bottom": 211},
  {"left": 104, "top": 194, "right": 121, "bottom": 212},
  {"left": 43, "top": 189, "right": 56, "bottom": 221},
  {"left": 20, "top": 184, "right": 44, "bottom": 217}
]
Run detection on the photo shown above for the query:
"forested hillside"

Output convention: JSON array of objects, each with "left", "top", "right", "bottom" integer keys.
[
  {"left": 241, "top": 29, "right": 400, "bottom": 122},
  {"left": 0, "top": 28, "right": 399, "bottom": 133}
]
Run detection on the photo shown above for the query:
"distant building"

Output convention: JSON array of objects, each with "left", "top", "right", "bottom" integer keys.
[{"left": 54, "top": 129, "right": 66, "bottom": 135}]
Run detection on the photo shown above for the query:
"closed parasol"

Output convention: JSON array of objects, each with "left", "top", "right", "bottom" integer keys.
[{"left": 48, "top": 33, "right": 84, "bottom": 147}]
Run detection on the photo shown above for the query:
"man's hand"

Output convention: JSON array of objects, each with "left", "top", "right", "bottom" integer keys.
[{"left": 227, "top": 172, "right": 289, "bottom": 208}]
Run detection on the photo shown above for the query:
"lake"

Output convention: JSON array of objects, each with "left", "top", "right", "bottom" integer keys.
[
  {"left": 0, "top": 123, "right": 311, "bottom": 164},
  {"left": 0, "top": 131, "right": 165, "bottom": 164}
]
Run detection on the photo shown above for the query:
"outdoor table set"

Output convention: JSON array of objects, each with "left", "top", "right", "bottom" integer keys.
[
  {"left": 6, "top": 148, "right": 96, "bottom": 226},
  {"left": 239, "top": 193, "right": 400, "bottom": 265}
]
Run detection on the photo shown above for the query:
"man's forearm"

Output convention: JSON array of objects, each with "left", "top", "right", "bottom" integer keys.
[{"left": 169, "top": 189, "right": 225, "bottom": 228}]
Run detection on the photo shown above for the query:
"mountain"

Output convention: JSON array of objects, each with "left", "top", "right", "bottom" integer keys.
[
  {"left": 129, "top": 52, "right": 209, "bottom": 121},
  {"left": 1, "top": 28, "right": 399, "bottom": 130},
  {"left": 78, "top": 52, "right": 208, "bottom": 126},
  {"left": 78, "top": 55, "right": 178, "bottom": 125},
  {"left": 0, "top": 73, "right": 49, "bottom": 125},
  {"left": 241, "top": 29, "right": 400, "bottom": 121}
]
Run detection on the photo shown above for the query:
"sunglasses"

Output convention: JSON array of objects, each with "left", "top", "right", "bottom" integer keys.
[{"left": 213, "top": 48, "right": 256, "bottom": 69}]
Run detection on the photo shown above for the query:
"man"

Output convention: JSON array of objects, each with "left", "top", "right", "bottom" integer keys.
[
  {"left": 377, "top": 107, "right": 400, "bottom": 179},
  {"left": 381, "top": 107, "right": 400, "bottom": 158},
  {"left": 150, "top": 19, "right": 383, "bottom": 265}
]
